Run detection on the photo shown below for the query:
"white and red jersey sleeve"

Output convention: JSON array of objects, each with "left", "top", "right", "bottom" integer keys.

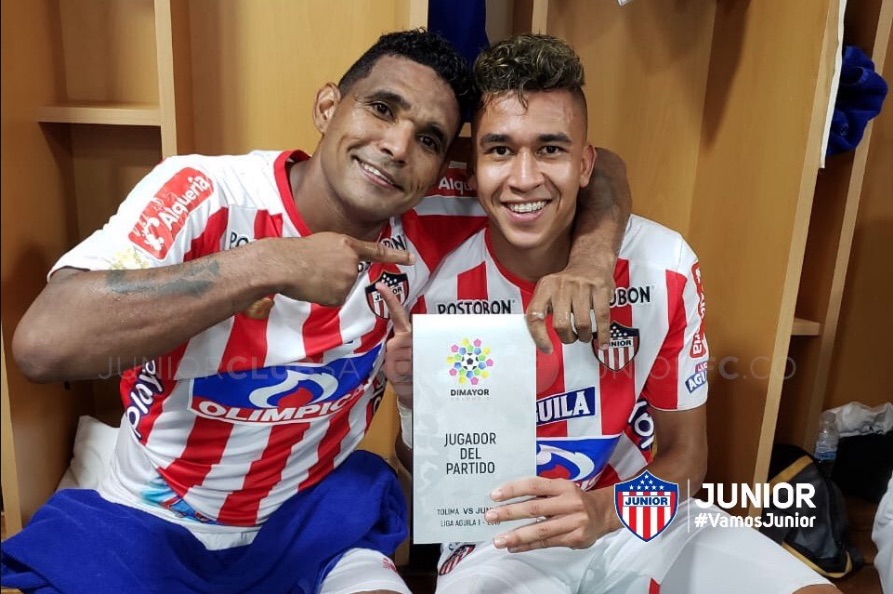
[
  {"left": 637, "top": 235, "right": 709, "bottom": 411},
  {"left": 50, "top": 151, "right": 298, "bottom": 275}
]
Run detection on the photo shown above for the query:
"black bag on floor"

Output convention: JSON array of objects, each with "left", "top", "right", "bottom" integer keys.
[{"left": 759, "top": 444, "right": 863, "bottom": 579}]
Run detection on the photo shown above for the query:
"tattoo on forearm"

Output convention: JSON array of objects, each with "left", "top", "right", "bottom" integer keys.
[{"left": 106, "top": 260, "right": 220, "bottom": 297}]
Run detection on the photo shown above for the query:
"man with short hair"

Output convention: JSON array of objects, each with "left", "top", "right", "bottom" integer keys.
[{"left": 381, "top": 33, "right": 841, "bottom": 594}]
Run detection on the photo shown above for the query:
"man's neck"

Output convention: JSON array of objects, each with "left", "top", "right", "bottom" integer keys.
[
  {"left": 289, "top": 157, "right": 386, "bottom": 241},
  {"left": 488, "top": 226, "right": 571, "bottom": 285}
]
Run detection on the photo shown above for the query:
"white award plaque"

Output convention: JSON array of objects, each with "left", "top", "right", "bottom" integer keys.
[{"left": 412, "top": 314, "right": 536, "bottom": 543}]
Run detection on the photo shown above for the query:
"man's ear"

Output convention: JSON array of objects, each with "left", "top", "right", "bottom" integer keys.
[
  {"left": 313, "top": 83, "right": 341, "bottom": 134},
  {"left": 580, "top": 144, "right": 597, "bottom": 187}
]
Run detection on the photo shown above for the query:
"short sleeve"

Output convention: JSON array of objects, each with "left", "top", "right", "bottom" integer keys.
[
  {"left": 50, "top": 157, "right": 223, "bottom": 277},
  {"left": 641, "top": 242, "right": 709, "bottom": 411}
]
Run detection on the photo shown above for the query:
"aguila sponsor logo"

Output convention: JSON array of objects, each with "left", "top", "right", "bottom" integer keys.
[
  {"left": 129, "top": 167, "right": 214, "bottom": 259},
  {"left": 685, "top": 361, "right": 708, "bottom": 393},
  {"left": 536, "top": 387, "right": 597, "bottom": 425}
]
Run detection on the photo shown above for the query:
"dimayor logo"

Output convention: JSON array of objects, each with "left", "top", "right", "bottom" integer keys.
[{"left": 447, "top": 338, "right": 494, "bottom": 386}]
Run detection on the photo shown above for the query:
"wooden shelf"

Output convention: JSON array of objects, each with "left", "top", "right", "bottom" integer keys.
[
  {"left": 37, "top": 102, "right": 161, "bottom": 126},
  {"left": 792, "top": 317, "right": 822, "bottom": 336}
]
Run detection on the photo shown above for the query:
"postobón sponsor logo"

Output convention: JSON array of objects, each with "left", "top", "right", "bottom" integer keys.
[
  {"left": 609, "top": 285, "right": 652, "bottom": 307},
  {"left": 447, "top": 338, "right": 493, "bottom": 386},
  {"left": 614, "top": 470, "right": 679, "bottom": 541},
  {"left": 188, "top": 346, "right": 381, "bottom": 424},
  {"left": 537, "top": 437, "right": 619, "bottom": 483},
  {"left": 436, "top": 299, "right": 515, "bottom": 314},
  {"left": 129, "top": 167, "right": 214, "bottom": 259}
]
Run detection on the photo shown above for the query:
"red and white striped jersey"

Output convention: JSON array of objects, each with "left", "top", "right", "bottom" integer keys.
[
  {"left": 414, "top": 216, "right": 709, "bottom": 490},
  {"left": 51, "top": 150, "right": 484, "bottom": 527}
]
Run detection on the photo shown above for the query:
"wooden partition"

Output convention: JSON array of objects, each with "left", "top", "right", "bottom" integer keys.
[
  {"left": 777, "top": 0, "right": 892, "bottom": 448},
  {"left": 548, "top": 1, "right": 716, "bottom": 236},
  {"left": 823, "top": 30, "right": 893, "bottom": 411},
  {"left": 187, "top": 0, "right": 426, "bottom": 154},
  {"left": 689, "top": 1, "right": 840, "bottom": 490},
  {"left": 549, "top": 1, "right": 842, "bottom": 493},
  {"left": 1, "top": 0, "right": 91, "bottom": 529}
]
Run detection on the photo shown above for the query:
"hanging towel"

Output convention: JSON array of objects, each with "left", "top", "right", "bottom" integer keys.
[
  {"left": 1, "top": 450, "right": 406, "bottom": 594},
  {"left": 428, "top": 0, "right": 488, "bottom": 123},
  {"left": 827, "top": 45, "right": 888, "bottom": 156},
  {"left": 428, "top": 0, "right": 488, "bottom": 67}
]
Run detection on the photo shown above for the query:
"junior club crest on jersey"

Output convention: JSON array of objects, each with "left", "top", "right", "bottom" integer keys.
[
  {"left": 614, "top": 470, "right": 679, "bottom": 541},
  {"left": 594, "top": 322, "right": 640, "bottom": 371},
  {"left": 438, "top": 543, "right": 476, "bottom": 575},
  {"left": 365, "top": 271, "right": 409, "bottom": 319}
]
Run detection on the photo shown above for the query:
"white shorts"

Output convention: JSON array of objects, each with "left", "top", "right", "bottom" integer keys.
[
  {"left": 873, "top": 476, "right": 893, "bottom": 594},
  {"left": 435, "top": 499, "right": 831, "bottom": 594},
  {"left": 319, "top": 548, "right": 411, "bottom": 594}
]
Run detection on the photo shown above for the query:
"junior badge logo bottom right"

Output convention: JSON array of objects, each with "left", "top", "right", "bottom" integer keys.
[{"left": 614, "top": 470, "right": 679, "bottom": 541}]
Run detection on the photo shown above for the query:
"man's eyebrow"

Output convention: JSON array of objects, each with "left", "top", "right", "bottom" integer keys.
[
  {"left": 538, "top": 133, "right": 572, "bottom": 144},
  {"left": 478, "top": 132, "right": 573, "bottom": 145},
  {"left": 365, "top": 90, "right": 410, "bottom": 111},
  {"left": 479, "top": 133, "right": 511, "bottom": 145}
]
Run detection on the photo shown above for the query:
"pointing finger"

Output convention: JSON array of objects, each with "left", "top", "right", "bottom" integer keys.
[
  {"left": 347, "top": 237, "right": 415, "bottom": 266},
  {"left": 376, "top": 282, "right": 412, "bottom": 334}
]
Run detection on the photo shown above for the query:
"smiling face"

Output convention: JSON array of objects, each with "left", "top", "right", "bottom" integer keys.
[
  {"left": 312, "top": 55, "right": 461, "bottom": 228},
  {"left": 471, "top": 90, "right": 595, "bottom": 259}
]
